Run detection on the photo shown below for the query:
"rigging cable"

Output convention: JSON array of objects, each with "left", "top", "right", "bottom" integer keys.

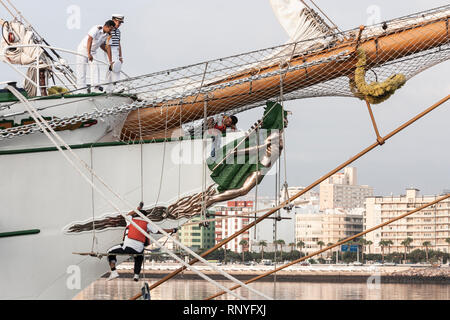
[
  {"left": 5, "top": 85, "right": 272, "bottom": 300},
  {"left": 138, "top": 107, "right": 144, "bottom": 200},
  {"left": 301, "top": 0, "right": 343, "bottom": 34},
  {"left": 254, "top": 122, "right": 260, "bottom": 241},
  {"left": 201, "top": 97, "right": 208, "bottom": 223},
  {"left": 140, "top": 93, "right": 450, "bottom": 298},
  {"left": 206, "top": 192, "right": 450, "bottom": 299},
  {"left": 153, "top": 104, "right": 169, "bottom": 208},
  {"left": 89, "top": 145, "right": 97, "bottom": 253},
  {"left": 279, "top": 65, "right": 292, "bottom": 212}
]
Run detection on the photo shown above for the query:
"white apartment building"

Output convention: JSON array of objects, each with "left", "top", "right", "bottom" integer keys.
[
  {"left": 214, "top": 200, "right": 252, "bottom": 253},
  {"left": 320, "top": 167, "right": 373, "bottom": 210},
  {"left": 280, "top": 186, "right": 319, "bottom": 206},
  {"left": 238, "top": 196, "right": 297, "bottom": 251},
  {"left": 365, "top": 188, "right": 450, "bottom": 254},
  {"left": 295, "top": 208, "right": 364, "bottom": 255}
]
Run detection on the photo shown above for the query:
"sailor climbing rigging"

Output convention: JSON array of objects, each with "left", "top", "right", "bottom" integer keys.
[
  {"left": 107, "top": 202, "right": 178, "bottom": 281},
  {"left": 210, "top": 115, "right": 238, "bottom": 134}
]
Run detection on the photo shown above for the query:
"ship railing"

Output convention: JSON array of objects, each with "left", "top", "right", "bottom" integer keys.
[{"left": 0, "top": 43, "right": 130, "bottom": 97}]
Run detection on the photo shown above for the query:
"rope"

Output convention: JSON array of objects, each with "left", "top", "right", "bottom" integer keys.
[
  {"left": 176, "top": 99, "right": 184, "bottom": 237},
  {"left": 139, "top": 105, "right": 148, "bottom": 288},
  {"left": 137, "top": 107, "right": 144, "bottom": 202},
  {"left": 89, "top": 146, "right": 97, "bottom": 253},
  {"left": 273, "top": 155, "right": 279, "bottom": 284},
  {"left": 253, "top": 123, "right": 260, "bottom": 241},
  {"left": 140, "top": 94, "right": 449, "bottom": 297},
  {"left": 1, "top": 6, "right": 449, "bottom": 142},
  {"left": 182, "top": 204, "right": 294, "bottom": 226},
  {"left": 6, "top": 86, "right": 249, "bottom": 300},
  {"left": 279, "top": 65, "right": 291, "bottom": 211},
  {"left": 201, "top": 97, "right": 208, "bottom": 222},
  {"left": 6, "top": 85, "right": 272, "bottom": 301},
  {"left": 306, "top": 0, "right": 343, "bottom": 34},
  {"left": 210, "top": 100, "right": 280, "bottom": 172},
  {"left": 153, "top": 104, "right": 169, "bottom": 208},
  {"left": 206, "top": 192, "right": 450, "bottom": 299}
]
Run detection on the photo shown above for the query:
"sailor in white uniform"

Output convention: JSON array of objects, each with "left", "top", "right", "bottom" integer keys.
[
  {"left": 105, "top": 14, "right": 125, "bottom": 92},
  {"left": 76, "top": 20, "right": 115, "bottom": 92}
]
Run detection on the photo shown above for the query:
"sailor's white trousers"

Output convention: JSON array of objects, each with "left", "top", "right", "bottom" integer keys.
[{"left": 76, "top": 45, "right": 100, "bottom": 91}]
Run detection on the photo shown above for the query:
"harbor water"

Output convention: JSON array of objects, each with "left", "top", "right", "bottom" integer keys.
[{"left": 75, "top": 278, "right": 449, "bottom": 300}]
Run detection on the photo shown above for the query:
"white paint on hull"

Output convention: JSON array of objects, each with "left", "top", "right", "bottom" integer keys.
[
  {"left": 0, "top": 95, "right": 132, "bottom": 151},
  {"left": 0, "top": 135, "right": 222, "bottom": 299}
]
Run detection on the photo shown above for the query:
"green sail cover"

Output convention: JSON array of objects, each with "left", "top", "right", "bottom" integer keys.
[{"left": 207, "top": 101, "right": 286, "bottom": 192}]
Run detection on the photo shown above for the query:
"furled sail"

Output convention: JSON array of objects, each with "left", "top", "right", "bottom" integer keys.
[{"left": 270, "top": 0, "right": 333, "bottom": 42}]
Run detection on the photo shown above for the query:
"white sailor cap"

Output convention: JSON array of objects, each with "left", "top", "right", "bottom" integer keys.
[{"left": 112, "top": 14, "right": 125, "bottom": 22}]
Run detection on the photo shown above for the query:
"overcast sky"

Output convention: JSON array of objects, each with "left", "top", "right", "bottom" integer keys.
[{"left": 2, "top": 0, "right": 449, "bottom": 197}]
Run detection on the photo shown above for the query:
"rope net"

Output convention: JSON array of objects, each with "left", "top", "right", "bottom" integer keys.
[{"left": 1, "top": 5, "right": 449, "bottom": 142}]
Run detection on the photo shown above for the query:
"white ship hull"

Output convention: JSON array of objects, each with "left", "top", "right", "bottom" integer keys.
[
  {"left": 0, "top": 106, "right": 224, "bottom": 299},
  {"left": 0, "top": 94, "right": 133, "bottom": 151}
]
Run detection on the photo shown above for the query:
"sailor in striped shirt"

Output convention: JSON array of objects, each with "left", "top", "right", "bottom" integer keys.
[{"left": 105, "top": 14, "right": 124, "bottom": 91}]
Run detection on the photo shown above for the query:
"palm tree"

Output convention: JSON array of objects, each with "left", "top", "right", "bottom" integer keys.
[
  {"left": 357, "top": 238, "right": 368, "bottom": 263},
  {"left": 422, "top": 241, "right": 432, "bottom": 262},
  {"left": 289, "top": 242, "right": 296, "bottom": 252},
  {"left": 317, "top": 241, "right": 325, "bottom": 258},
  {"left": 297, "top": 240, "right": 305, "bottom": 257},
  {"left": 385, "top": 240, "right": 394, "bottom": 262},
  {"left": 258, "top": 240, "right": 267, "bottom": 260},
  {"left": 379, "top": 240, "right": 388, "bottom": 263},
  {"left": 239, "top": 239, "right": 248, "bottom": 263},
  {"left": 275, "top": 239, "right": 285, "bottom": 261},
  {"left": 386, "top": 240, "right": 393, "bottom": 255},
  {"left": 317, "top": 241, "right": 325, "bottom": 250},
  {"left": 401, "top": 237, "right": 413, "bottom": 263},
  {"left": 366, "top": 240, "right": 373, "bottom": 254}
]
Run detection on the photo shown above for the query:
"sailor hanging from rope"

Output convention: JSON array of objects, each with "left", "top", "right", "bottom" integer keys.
[
  {"left": 76, "top": 20, "right": 115, "bottom": 92},
  {"left": 205, "top": 115, "right": 238, "bottom": 158},
  {"left": 209, "top": 115, "right": 238, "bottom": 134},
  {"left": 107, "top": 202, "right": 178, "bottom": 281},
  {"left": 104, "top": 14, "right": 125, "bottom": 92}
]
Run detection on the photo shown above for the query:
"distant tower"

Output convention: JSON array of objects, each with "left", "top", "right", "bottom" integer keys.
[
  {"left": 320, "top": 167, "right": 372, "bottom": 210},
  {"left": 344, "top": 167, "right": 357, "bottom": 185}
]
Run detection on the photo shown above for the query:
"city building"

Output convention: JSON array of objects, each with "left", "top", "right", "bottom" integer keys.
[
  {"left": 212, "top": 189, "right": 319, "bottom": 254},
  {"left": 247, "top": 196, "right": 297, "bottom": 252},
  {"left": 179, "top": 215, "right": 215, "bottom": 251},
  {"left": 148, "top": 234, "right": 177, "bottom": 252},
  {"left": 214, "top": 201, "right": 252, "bottom": 253},
  {"left": 319, "top": 167, "right": 373, "bottom": 210},
  {"left": 280, "top": 186, "right": 319, "bottom": 206},
  {"left": 365, "top": 188, "right": 450, "bottom": 254},
  {"left": 295, "top": 208, "right": 364, "bottom": 255}
]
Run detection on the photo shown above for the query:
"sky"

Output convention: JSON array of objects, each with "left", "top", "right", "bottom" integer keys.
[{"left": 1, "top": 0, "right": 449, "bottom": 198}]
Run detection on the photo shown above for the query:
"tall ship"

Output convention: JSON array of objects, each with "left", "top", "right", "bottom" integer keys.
[{"left": 0, "top": 0, "right": 449, "bottom": 299}]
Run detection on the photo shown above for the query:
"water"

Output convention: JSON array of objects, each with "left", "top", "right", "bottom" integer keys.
[{"left": 75, "top": 278, "right": 450, "bottom": 300}]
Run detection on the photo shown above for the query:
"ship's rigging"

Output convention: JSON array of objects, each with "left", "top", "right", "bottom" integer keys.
[
  {"left": 1, "top": 4, "right": 449, "bottom": 142},
  {"left": 0, "top": 1, "right": 449, "bottom": 301}
]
